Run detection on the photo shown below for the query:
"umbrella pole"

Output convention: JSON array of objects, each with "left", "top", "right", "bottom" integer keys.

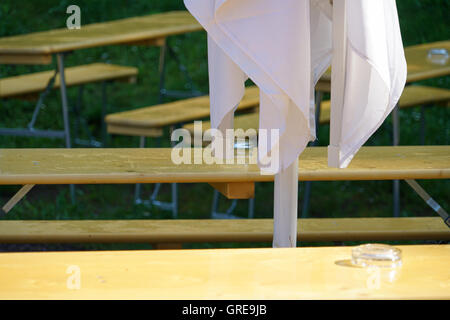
[
  {"left": 328, "top": 0, "right": 347, "bottom": 167},
  {"left": 273, "top": 158, "right": 299, "bottom": 248}
]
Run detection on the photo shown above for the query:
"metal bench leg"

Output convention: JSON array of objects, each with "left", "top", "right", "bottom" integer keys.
[
  {"left": 101, "top": 81, "right": 108, "bottom": 146},
  {"left": 72, "top": 85, "right": 84, "bottom": 144},
  {"left": 28, "top": 69, "right": 58, "bottom": 131},
  {"left": 171, "top": 183, "right": 178, "bottom": 219},
  {"left": 134, "top": 136, "right": 146, "bottom": 204},
  {"left": 0, "top": 68, "right": 64, "bottom": 138},
  {"left": 392, "top": 104, "right": 400, "bottom": 217},
  {"left": 158, "top": 40, "right": 168, "bottom": 103},
  {"left": 72, "top": 83, "right": 103, "bottom": 148},
  {"left": 57, "top": 53, "right": 76, "bottom": 204},
  {"left": 211, "top": 190, "right": 220, "bottom": 218},
  {"left": 248, "top": 197, "right": 255, "bottom": 219},
  {"left": 210, "top": 191, "right": 241, "bottom": 219},
  {"left": 134, "top": 133, "right": 178, "bottom": 217},
  {"left": 158, "top": 38, "right": 203, "bottom": 101}
]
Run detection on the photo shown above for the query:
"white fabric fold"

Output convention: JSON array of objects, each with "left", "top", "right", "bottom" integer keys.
[
  {"left": 328, "top": 0, "right": 407, "bottom": 168},
  {"left": 184, "top": 0, "right": 406, "bottom": 172}
]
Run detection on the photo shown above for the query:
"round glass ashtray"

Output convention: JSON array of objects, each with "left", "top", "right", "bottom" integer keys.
[
  {"left": 351, "top": 244, "right": 402, "bottom": 268},
  {"left": 427, "top": 48, "right": 448, "bottom": 65},
  {"left": 234, "top": 138, "right": 257, "bottom": 149},
  {"left": 234, "top": 140, "right": 251, "bottom": 149}
]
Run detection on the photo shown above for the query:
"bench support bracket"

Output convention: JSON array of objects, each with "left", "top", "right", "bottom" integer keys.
[
  {"left": 404, "top": 179, "right": 449, "bottom": 228},
  {"left": 1, "top": 184, "right": 35, "bottom": 216}
]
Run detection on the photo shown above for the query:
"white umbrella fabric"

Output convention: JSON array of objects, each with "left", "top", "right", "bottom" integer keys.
[{"left": 184, "top": 0, "right": 406, "bottom": 247}]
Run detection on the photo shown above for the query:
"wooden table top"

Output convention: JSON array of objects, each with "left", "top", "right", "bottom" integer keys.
[
  {"left": 0, "top": 11, "right": 201, "bottom": 58},
  {"left": 319, "top": 40, "right": 450, "bottom": 85},
  {"left": 0, "top": 146, "right": 448, "bottom": 185},
  {"left": 0, "top": 244, "right": 448, "bottom": 299}
]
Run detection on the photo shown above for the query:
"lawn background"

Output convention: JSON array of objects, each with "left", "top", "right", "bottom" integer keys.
[{"left": 0, "top": 0, "right": 448, "bottom": 250}]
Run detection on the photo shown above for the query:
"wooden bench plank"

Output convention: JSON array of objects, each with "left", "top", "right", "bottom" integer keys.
[
  {"left": 0, "top": 63, "right": 138, "bottom": 99},
  {"left": 0, "top": 245, "right": 448, "bottom": 299},
  {"left": 0, "top": 53, "right": 53, "bottom": 65},
  {"left": 0, "top": 217, "right": 448, "bottom": 244},
  {"left": 0, "top": 146, "right": 448, "bottom": 185},
  {"left": 183, "top": 85, "right": 450, "bottom": 135},
  {"left": 105, "top": 86, "right": 259, "bottom": 134},
  {"left": 106, "top": 124, "right": 163, "bottom": 138}
]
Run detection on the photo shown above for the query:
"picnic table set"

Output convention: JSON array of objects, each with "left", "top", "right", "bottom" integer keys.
[{"left": 0, "top": 1, "right": 449, "bottom": 300}]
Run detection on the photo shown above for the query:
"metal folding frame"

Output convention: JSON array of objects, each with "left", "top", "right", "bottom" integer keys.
[
  {"left": 133, "top": 37, "right": 204, "bottom": 219},
  {"left": 391, "top": 84, "right": 431, "bottom": 217},
  {"left": 210, "top": 191, "right": 255, "bottom": 219},
  {"left": 0, "top": 52, "right": 118, "bottom": 203}
]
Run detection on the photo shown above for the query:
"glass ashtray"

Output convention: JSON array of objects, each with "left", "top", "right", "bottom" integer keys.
[
  {"left": 427, "top": 48, "right": 448, "bottom": 65},
  {"left": 351, "top": 244, "right": 402, "bottom": 268}
]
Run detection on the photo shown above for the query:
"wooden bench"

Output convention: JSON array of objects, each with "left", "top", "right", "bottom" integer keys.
[
  {"left": 0, "top": 63, "right": 138, "bottom": 151},
  {"left": 0, "top": 63, "right": 137, "bottom": 100},
  {"left": 0, "top": 146, "right": 447, "bottom": 246},
  {"left": 0, "top": 217, "right": 448, "bottom": 249},
  {"left": 0, "top": 145, "right": 447, "bottom": 185},
  {"left": 105, "top": 86, "right": 259, "bottom": 138},
  {"left": 0, "top": 244, "right": 448, "bottom": 299},
  {"left": 1, "top": 145, "right": 448, "bottom": 224},
  {"left": 183, "top": 85, "right": 450, "bottom": 136}
]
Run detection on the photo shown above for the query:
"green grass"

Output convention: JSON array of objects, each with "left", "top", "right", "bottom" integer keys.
[{"left": 0, "top": 0, "right": 449, "bottom": 251}]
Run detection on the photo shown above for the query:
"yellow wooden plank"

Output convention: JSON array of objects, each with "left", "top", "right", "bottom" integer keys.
[
  {"left": 209, "top": 182, "right": 255, "bottom": 199},
  {"left": 0, "top": 53, "right": 52, "bottom": 65},
  {"left": 0, "top": 217, "right": 447, "bottom": 244},
  {"left": 0, "top": 244, "right": 448, "bottom": 299},
  {"left": 0, "top": 146, "right": 448, "bottom": 185},
  {"left": 107, "top": 124, "right": 163, "bottom": 138},
  {"left": 398, "top": 85, "right": 450, "bottom": 108},
  {"left": 184, "top": 85, "right": 450, "bottom": 134},
  {"left": 124, "top": 37, "right": 166, "bottom": 47},
  {"left": 0, "top": 63, "right": 138, "bottom": 99},
  {"left": 0, "top": 11, "right": 201, "bottom": 57},
  {"left": 404, "top": 40, "right": 450, "bottom": 82},
  {"left": 105, "top": 86, "right": 259, "bottom": 129}
]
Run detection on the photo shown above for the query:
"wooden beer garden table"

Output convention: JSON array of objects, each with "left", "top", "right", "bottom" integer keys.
[
  {"left": 0, "top": 244, "right": 448, "bottom": 299},
  {"left": 0, "top": 11, "right": 203, "bottom": 145},
  {"left": 0, "top": 11, "right": 201, "bottom": 65},
  {"left": 317, "top": 40, "right": 450, "bottom": 91}
]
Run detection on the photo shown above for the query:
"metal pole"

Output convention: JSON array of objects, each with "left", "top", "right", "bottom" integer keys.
[
  {"left": 57, "top": 53, "right": 75, "bottom": 203},
  {"left": 134, "top": 136, "right": 146, "bottom": 204},
  {"left": 57, "top": 53, "right": 72, "bottom": 149},
  {"left": 248, "top": 198, "right": 255, "bottom": 219},
  {"left": 101, "top": 81, "right": 108, "bottom": 146},
  {"left": 171, "top": 182, "right": 178, "bottom": 219},
  {"left": 158, "top": 41, "right": 168, "bottom": 103}
]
